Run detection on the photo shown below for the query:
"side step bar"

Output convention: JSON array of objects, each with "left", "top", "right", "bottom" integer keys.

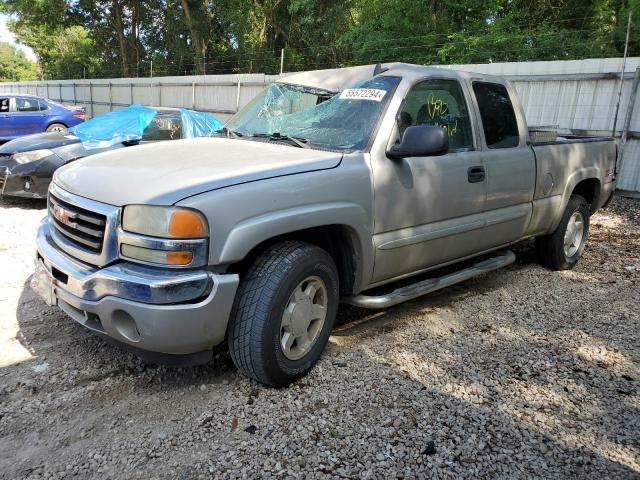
[{"left": 345, "top": 250, "right": 516, "bottom": 309}]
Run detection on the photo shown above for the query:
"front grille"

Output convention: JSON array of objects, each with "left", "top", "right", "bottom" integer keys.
[{"left": 48, "top": 193, "right": 107, "bottom": 253}]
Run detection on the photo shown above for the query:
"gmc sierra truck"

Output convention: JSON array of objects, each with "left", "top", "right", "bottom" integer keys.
[{"left": 32, "top": 63, "right": 616, "bottom": 386}]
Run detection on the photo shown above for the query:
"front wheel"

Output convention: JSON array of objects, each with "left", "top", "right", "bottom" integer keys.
[
  {"left": 227, "top": 241, "right": 339, "bottom": 387},
  {"left": 46, "top": 123, "right": 67, "bottom": 132},
  {"left": 536, "top": 194, "right": 590, "bottom": 270}
]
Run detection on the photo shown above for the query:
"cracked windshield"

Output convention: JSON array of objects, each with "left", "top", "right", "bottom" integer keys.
[{"left": 224, "top": 76, "right": 400, "bottom": 151}]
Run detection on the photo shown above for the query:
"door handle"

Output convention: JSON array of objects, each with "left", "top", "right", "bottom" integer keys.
[{"left": 467, "top": 166, "right": 486, "bottom": 183}]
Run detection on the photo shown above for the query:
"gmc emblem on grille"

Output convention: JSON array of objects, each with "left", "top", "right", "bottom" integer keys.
[{"left": 52, "top": 204, "right": 78, "bottom": 228}]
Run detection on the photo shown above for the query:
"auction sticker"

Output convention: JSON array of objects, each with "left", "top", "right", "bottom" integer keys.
[{"left": 339, "top": 88, "right": 387, "bottom": 102}]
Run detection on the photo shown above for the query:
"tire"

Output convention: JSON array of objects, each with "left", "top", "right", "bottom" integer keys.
[
  {"left": 227, "top": 241, "right": 339, "bottom": 387},
  {"left": 536, "top": 194, "right": 590, "bottom": 270},
  {"left": 46, "top": 123, "right": 67, "bottom": 132}
]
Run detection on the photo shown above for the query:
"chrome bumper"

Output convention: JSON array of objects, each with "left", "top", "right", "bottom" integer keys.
[{"left": 35, "top": 218, "right": 239, "bottom": 355}]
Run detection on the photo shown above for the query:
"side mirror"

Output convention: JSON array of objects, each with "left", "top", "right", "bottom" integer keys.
[{"left": 387, "top": 125, "right": 449, "bottom": 159}]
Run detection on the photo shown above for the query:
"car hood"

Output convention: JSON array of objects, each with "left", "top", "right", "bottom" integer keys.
[
  {"left": 54, "top": 137, "right": 343, "bottom": 206},
  {"left": 0, "top": 131, "right": 80, "bottom": 154}
]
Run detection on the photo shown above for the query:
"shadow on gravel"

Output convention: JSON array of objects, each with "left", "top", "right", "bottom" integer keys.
[
  {"left": 13, "top": 277, "right": 238, "bottom": 391},
  {"left": 605, "top": 195, "right": 640, "bottom": 226},
  {"left": 0, "top": 196, "right": 47, "bottom": 210},
  {"left": 366, "top": 350, "right": 638, "bottom": 478},
  {"left": 332, "top": 240, "right": 639, "bottom": 477}
]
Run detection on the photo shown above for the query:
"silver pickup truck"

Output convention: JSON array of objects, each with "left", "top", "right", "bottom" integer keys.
[{"left": 32, "top": 63, "right": 616, "bottom": 386}]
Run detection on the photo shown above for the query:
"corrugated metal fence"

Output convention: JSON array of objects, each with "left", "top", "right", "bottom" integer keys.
[
  {"left": 0, "top": 73, "right": 282, "bottom": 122},
  {"left": 1, "top": 57, "right": 639, "bottom": 193}
]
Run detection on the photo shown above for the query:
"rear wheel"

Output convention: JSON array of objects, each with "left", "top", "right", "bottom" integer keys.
[
  {"left": 46, "top": 123, "right": 67, "bottom": 132},
  {"left": 536, "top": 194, "right": 590, "bottom": 270},
  {"left": 227, "top": 241, "right": 339, "bottom": 387}
]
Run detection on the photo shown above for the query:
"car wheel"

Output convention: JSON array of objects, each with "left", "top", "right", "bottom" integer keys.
[
  {"left": 228, "top": 241, "right": 339, "bottom": 387},
  {"left": 46, "top": 123, "right": 67, "bottom": 132},
  {"left": 536, "top": 194, "right": 590, "bottom": 270}
]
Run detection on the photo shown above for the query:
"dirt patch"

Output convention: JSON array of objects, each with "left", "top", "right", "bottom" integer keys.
[{"left": 0, "top": 195, "right": 638, "bottom": 479}]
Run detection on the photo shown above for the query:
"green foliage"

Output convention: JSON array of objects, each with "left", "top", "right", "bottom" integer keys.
[
  {"left": 340, "top": 0, "right": 635, "bottom": 65},
  {"left": 0, "top": 0, "right": 638, "bottom": 79},
  {"left": 0, "top": 42, "right": 38, "bottom": 81}
]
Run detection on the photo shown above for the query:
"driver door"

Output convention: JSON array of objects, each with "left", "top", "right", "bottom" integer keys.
[{"left": 370, "top": 78, "right": 490, "bottom": 284}]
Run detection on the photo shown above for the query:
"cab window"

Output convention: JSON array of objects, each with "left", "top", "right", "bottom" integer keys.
[
  {"left": 38, "top": 100, "right": 49, "bottom": 111},
  {"left": 472, "top": 82, "right": 520, "bottom": 149},
  {"left": 397, "top": 79, "right": 474, "bottom": 151},
  {"left": 0, "top": 98, "right": 8, "bottom": 112},
  {"left": 16, "top": 97, "right": 40, "bottom": 112}
]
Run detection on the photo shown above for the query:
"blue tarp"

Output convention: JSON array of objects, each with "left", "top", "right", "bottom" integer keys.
[
  {"left": 69, "top": 104, "right": 156, "bottom": 150},
  {"left": 180, "top": 109, "right": 223, "bottom": 138}
]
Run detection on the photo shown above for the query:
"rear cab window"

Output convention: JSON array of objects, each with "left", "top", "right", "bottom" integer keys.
[
  {"left": 0, "top": 98, "right": 9, "bottom": 112},
  {"left": 472, "top": 82, "right": 520, "bottom": 149}
]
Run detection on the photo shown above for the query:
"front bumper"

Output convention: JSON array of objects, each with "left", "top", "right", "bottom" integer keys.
[
  {"left": 35, "top": 218, "right": 239, "bottom": 356},
  {"left": 0, "top": 157, "right": 54, "bottom": 199},
  {"left": 2, "top": 171, "right": 51, "bottom": 198}
]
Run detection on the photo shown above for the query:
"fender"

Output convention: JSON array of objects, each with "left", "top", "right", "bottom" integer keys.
[
  {"left": 219, "top": 202, "right": 374, "bottom": 293},
  {"left": 548, "top": 167, "right": 602, "bottom": 233}
]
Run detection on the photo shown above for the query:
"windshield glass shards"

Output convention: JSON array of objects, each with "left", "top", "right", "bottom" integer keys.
[{"left": 224, "top": 76, "right": 400, "bottom": 152}]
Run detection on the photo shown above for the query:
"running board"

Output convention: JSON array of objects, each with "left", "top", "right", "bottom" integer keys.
[{"left": 345, "top": 250, "right": 516, "bottom": 309}]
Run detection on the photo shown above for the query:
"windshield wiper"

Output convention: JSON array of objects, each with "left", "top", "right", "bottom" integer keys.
[
  {"left": 217, "top": 127, "right": 242, "bottom": 139},
  {"left": 252, "top": 132, "right": 310, "bottom": 149}
]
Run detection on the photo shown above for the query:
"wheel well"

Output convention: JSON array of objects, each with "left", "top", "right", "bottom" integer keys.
[
  {"left": 572, "top": 178, "right": 600, "bottom": 213},
  {"left": 228, "top": 225, "right": 359, "bottom": 296}
]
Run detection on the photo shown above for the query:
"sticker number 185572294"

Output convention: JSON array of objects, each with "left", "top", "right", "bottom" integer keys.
[{"left": 339, "top": 89, "right": 387, "bottom": 102}]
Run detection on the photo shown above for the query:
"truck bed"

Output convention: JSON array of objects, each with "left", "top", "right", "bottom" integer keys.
[
  {"left": 531, "top": 137, "right": 616, "bottom": 202},
  {"left": 530, "top": 134, "right": 614, "bottom": 146}
]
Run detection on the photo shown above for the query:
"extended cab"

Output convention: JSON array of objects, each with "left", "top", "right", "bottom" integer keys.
[{"left": 32, "top": 63, "right": 616, "bottom": 386}]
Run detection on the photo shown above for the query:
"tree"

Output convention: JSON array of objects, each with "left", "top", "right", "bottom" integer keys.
[
  {"left": 1, "top": 0, "right": 639, "bottom": 79},
  {"left": 0, "top": 42, "right": 38, "bottom": 81}
]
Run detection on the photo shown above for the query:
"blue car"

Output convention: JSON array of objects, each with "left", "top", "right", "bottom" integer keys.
[{"left": 0, "top": 94, "right": 85, "bottom": 141}]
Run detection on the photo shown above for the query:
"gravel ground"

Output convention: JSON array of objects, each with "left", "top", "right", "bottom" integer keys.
[{"left": 0, "top": 194, "right": 638, "bottom": 480}]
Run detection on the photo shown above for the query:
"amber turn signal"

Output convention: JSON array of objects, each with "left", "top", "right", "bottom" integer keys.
[
  {"left": 121, "top": 244, "right": 194, "bottom": 266},
  {"left": 165, "top": 251, "right": 194, "bottom": 265},
  {"left": 168, "top": 210, "right": 207, "bottom": 238}
]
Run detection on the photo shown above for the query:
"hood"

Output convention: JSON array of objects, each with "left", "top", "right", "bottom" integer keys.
[
  {"left": 0, "top": 131, "right": 80, "bottom": 154},
  {"left": 54, "top": 137, "right": 342, "bottom": 206}
]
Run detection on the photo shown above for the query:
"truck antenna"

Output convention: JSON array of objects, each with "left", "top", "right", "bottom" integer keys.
[{"left": 373, "top": 63, "right": 388, "bottom": 76}]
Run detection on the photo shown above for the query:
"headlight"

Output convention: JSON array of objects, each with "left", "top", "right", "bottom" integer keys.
[
  {"left": 120, "top": 205, "right": 208, "bottom": 267},
  {"left": 122, "top": 205, "right": 208, "bottom": 238},
  {"left": 13, "top": 149, "right": 55, "bottom": 164}
]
